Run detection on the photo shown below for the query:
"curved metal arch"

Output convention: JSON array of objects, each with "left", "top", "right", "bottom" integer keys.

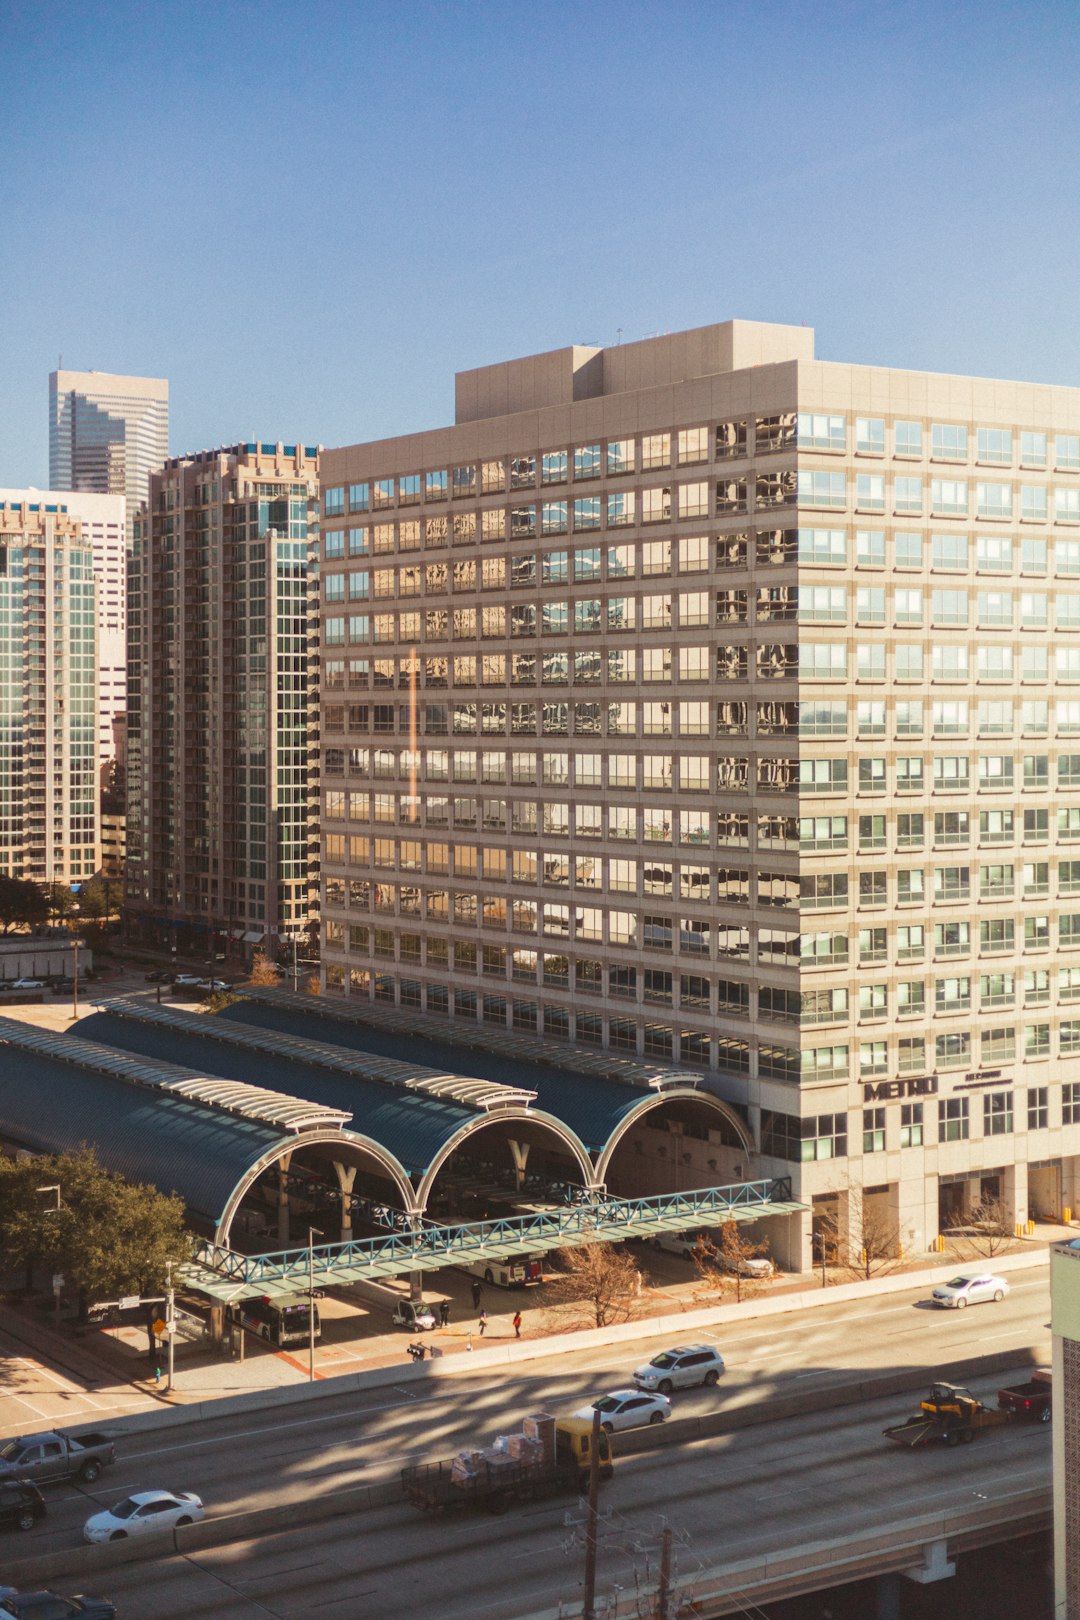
[
  {"left": 215, "top": 1129, "right": 414, "bottom": 1245},
  {"left": 594, "top": 1089, "right": 753, "bottom": 1186},
  {"left": 414, "top": 1108, "right": 594, "bottom": 1215}
]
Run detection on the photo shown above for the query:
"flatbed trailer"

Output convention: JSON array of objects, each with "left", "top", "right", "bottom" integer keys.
[
  {"left": 884, "top": 1382, "right": 1012, "bottom": 1448},
  {"left": 402, "top": 1453, "right": 583, "bottom": 1513},
  {"left": 402, "top": 1414, "right": 611, "bottom": 1515}
]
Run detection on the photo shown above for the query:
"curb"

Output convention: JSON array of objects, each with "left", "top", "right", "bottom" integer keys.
[{"left": 96, "top": 1243, "right": 1051, "bottom": 1439}]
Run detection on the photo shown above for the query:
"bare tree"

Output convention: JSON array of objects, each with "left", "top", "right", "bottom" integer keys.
[
  {"left": 951, "top": 1196, "right": 1014, "bottom": 1260},
  {"left": 692, "top": 1221, "right": 771, "bottom": 1304},
  {"left": 839, "top": 1197, "right": 902, "bottom": 1282},
  {"left": 550, "top": 1242, "right": 641, "bottom": 1328}
]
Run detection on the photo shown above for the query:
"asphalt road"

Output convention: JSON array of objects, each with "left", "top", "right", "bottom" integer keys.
[
  {"left": 10, "top": 1265, "right": 1050, "bottom": 1574},
  {"left": 53, "top": 1367, "right": 1051, "bottom": 1620}
]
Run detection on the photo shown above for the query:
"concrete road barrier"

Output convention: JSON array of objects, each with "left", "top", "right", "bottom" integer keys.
[{"left": 0, "top": 1340, "right": 1047, "bottom": 1590}]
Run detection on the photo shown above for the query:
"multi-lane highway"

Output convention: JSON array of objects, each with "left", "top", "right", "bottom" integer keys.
[{"left": 7, "top": 1265, "right": 1051, "bottom": 1615}]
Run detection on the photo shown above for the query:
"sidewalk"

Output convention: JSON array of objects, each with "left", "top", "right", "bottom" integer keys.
[{"left": 0, "top": 1223, "right": 1064, "bottom": 1431}]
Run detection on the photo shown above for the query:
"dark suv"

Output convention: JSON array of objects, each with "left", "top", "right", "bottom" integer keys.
[
  {"left": 0, "top": 1594, "right": 115, "bottom": 1620},
  {"left": 0, "top": 1481, "right": 45, "bottom": 1532}
]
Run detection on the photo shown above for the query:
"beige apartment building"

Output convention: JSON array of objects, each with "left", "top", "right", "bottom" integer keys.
[
  {"left": 125, "top": 443, "right": 320, "bottom": 963},
  {"left": 0, "top": 495, "right": 98, "bottom": 885},
  {"left": 318, "top": 319, "right": 1080, "bottom": 1268}
]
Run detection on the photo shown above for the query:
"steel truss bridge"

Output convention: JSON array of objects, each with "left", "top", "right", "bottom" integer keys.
[{"left": 185, "top": 1177, "right": 803, "bottom": 1300}]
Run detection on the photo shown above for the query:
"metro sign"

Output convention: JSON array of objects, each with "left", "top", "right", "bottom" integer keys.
[{"left": 862, "top": 1076, "right": 939, "bottom": 1103}]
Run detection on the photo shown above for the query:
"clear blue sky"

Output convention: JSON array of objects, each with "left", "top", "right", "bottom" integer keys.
[{"left": 2, "top": 0, "right": 1077, "bottom": 485}]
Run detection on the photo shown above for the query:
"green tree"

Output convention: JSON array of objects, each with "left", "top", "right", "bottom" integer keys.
[
  {"left": 42, "top": 883, "right": 78, "bottom": 927},
  {"left": 0, "top": 1149, "right": 192, "bottom": 1343},
  {"left": 0, "top": 877, "right": 48, "bottom": 934}
]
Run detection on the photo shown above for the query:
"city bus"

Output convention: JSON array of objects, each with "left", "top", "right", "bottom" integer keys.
[
  {"left": 226, "top": 1293, "right": 320, "bottom": 1347},
  {"left": 458, "top": 1255, "right": 544, "bottom": 1289}
]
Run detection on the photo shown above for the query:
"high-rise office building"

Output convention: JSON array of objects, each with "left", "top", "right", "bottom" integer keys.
[
  {"left": 0, "top": 488, "right": 126, "bottom": 786},
  {"left": 49, "top": 369, "right": 168, "bottom": 544},
  {"left": 125, "top": 442, "right": 320, "bottom": 963},
  {"left": 0, "top": 493, "right": 98, "bottom": 885},
  {"left": 318, "top": 319, "right": 1080, "bottom": 1271}
]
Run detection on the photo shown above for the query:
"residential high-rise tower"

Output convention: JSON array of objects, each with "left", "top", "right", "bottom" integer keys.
[
  {"left": 125, "top": 442, "right": 320, "bottom": 964},
  {"left": 0, "top": 493, "right": 98, "bottom": 885}
]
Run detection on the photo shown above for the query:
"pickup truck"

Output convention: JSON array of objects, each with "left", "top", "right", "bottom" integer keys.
[
  {"left": 997, "top": 1368, "right": 1052, "bottom": 1422},
  {"left": 0, "top": 1430, "right": 115, "bottom": 1485}
]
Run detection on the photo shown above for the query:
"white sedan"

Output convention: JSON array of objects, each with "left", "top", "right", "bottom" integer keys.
[
  {"left": 572, "top": 1389, "right": 671, "bottom": 1432},
  {"left": 84, "top": 1489, "right": 204, "bottom": 1542},
  {"left": 931, "top": 1273, "right": 1010, "bottom": 1309}
]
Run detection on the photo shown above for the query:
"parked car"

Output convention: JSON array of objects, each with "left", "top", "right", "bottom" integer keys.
[
  {"left": 196, "top": 978, "right": 229, "bottom": 993},
  {"left": 144, "top": 970, "right": 169, "bottom": 983},
  {"left": 931, "top": 1273, "right": 1010, "bottom": 1309},
  {"left": 632, "top": 1344, "right": 725, "bottom": 1393},
  {"left": 572, "top": 1390, "right": 671, "bottom": 1432},
  {"left": 0, "top": 1481, "right": 45, "bottom": 1532},
  {"left": 8, "top": 980, "right": 44, "bottom": 992},
  {"left": 0, "top": 1596, "right": 115, "bottom": 1620},
  {"left": 83, "top": 1489, "right": 203, "bottom": 1543},
  {"left": 170, "top": 974, "right": 202, "bottom": 988}
]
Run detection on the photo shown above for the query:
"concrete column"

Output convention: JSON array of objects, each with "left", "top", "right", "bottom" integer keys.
[
  {"left": 876, "top": 1572, "right": 901, "bottom": 1620},
  {"left": 276, "top": 1152, "right": 293, "bottom": 1246},
  {"left": 1062, "top": 1153, "right": 1080, "bottom": 1221},
  {"left": 1004, "top": 1159, "right": 1029, "bottom": 1230},
  {"left": 508, "top": 1139, "right": 530, "bottom": 1190},
  {"left": 771, "top": 1207, "right": 812, "bottom": 1274},
  {"left": 332, "top": 1161, "right": 357, "bottom": 1240}
]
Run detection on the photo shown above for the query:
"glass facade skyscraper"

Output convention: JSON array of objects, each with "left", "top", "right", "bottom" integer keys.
[{"left": 49, "top": 369, "right": 168, "bottom": 545}]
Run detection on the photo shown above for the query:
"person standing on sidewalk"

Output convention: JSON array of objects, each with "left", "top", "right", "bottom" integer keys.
[
  {"left": 512, "top": 1310, "right": 522, "bottom": 1339},
  {"left": 470, "top": 1278, "right": 482, "bottom": 1310},
  {"left": 439, "top": 1299, "right": 450, "bottom": 1327},
  {"left": 478, "top": 1309, "right": 488, "bottom": 1336}
]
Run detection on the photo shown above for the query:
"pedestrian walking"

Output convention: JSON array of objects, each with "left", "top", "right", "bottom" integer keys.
[
  {"left": 470, "top": 1278, "right": 482, "bottom": 1310},
  {"left": 439, "top": 1299, "right": 450, "bottom": 1327},
  {"left": 512, "top": 1310, "right": 522, "bottom": 1339},
  {"left": 478, "top": 1308, "right": 488, "bottom": 1336}
]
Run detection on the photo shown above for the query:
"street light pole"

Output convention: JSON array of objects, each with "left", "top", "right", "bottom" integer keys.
[
  {"left": 37, "top": 1185, "right": 61, "bottom": 1325},
  {"left": 292, "top": 934, "right": 299, "bottom": 994},
  {"left": 307, "top": 1225, "right": 322, "bottom": 1382},
  {"left": 165, "top": 1259, "right": 175, "bottom": 1394},
  {"left": 71, "top": 937, "right": 82, "bottom": 1019}
]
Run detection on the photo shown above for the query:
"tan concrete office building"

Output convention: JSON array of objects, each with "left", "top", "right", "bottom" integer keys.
[
  {"left": 125, "top": 443, "right": 320, "bottom": 963},
  {"left": 319, "top": 320, "right": 1080, "bottom": 1269}
]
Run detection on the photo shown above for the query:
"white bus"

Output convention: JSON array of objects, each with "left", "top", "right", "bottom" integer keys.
[
  {"left": 226, "top": 1293, "right": 320, "bottom": 1347},
  {"left": 458, "top": 1254, "right": 543, "bottom": 1289}
]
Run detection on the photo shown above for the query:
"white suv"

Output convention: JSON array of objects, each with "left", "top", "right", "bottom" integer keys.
[{"left": 633, "top": 1344, "right": 725, "bottom": 1393}]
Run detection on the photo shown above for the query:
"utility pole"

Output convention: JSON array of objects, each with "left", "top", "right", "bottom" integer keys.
[
  {"left": 165, "top": 1259, "right": 175, "bottom": 1393},
  {"left": 308, "top": 1226, "right": 322, "bottom": 1381},
  {"left": 71, "top": 936, "right": 82, "bottom": 1019},
  {"left": 657, "top": 1525, "right": 672, "bottom": 1619},
  {"left": 37, "top": 1185, "right": 61, "bottom": 1325},
  {"left": 582, "top": 1406, "right": 603, "bottom": 1620}
]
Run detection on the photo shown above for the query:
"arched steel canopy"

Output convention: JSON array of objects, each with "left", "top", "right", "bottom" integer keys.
[
  {"left": 0, "top": 1014, "right": 414, "bottom": 1228},
  {"left": 220, "top": 991, "right": 755, "bottom": 1158},
  {"left": 72, "top": 1003, "right": 594, "bottom": 1183}
]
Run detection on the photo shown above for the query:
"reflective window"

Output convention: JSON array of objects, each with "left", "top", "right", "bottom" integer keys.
[
  {"left": 894, "top": 420, "right": 923, "bottom": 458},
  {"left": 606, "top": 439, "right": 635, "bottom": 476},
  {"left": 931, "top": 424, "right": 968, "bottom": 460},
  {"left": 573, "top": 444, "right": 601, "bottom": 480}
]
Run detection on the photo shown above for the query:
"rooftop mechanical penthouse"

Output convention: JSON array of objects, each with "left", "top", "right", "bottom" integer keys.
[{"left": 319, "top": 319, "right": 1080, "bottom": 1271}]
